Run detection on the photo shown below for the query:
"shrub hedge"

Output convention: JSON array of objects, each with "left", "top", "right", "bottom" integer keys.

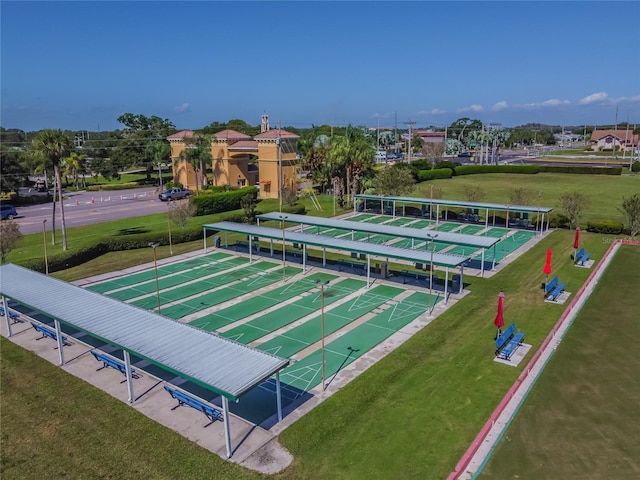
[
  {"left": 538, "top": 165, "right": 622, "bottom": 175},
  {"left": 586, "top": 220, "right": 624, "bottom": 234},
  {"left": 192, "top": 186, "right": 257, "bottom": 216},
  {"left": 20, "top": 210, "right": 246, "bottom": 274},
  {"left": 417, "top": 168, "right": 454, "bottom": 181},
  {"left": 454, "top": 165, "right": 540, "bottom": 175}
]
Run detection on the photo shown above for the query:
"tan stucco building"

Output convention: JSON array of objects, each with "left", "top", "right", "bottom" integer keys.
[{"left": 167, "top": 126, "right": 299, "bottom": 199}]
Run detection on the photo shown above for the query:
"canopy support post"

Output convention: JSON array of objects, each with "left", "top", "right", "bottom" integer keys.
[
  {"left": 303, "top": 245, "right": 307, "bottom": 273},
  {"left": 481, "top": 249, "right": 486, "bottom": 276},
  {"left": 366, "top": 254, "right": 371, "bottom": 288},
  {"left": 2, "top": 296, "right": 12, "bottom": 337},
  {"left": 276, "top": 372, "right": 283, "bottom": 422},
  {"left": 124, "top": 350, "right": 135, "bottom": 403},
  {"left": 223, "top": 397, "right": 232, "bottom": 458},
  {"left": 54, "top": 319, "right": 65, "bottom": 365},
  {"left": 444, "top": 267, "right": 449, "bottom": 304}
]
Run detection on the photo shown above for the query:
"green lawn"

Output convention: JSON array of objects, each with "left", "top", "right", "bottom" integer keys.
[
  {"left": 416, "top": 172, "right": 639, "bottom": 225},
  {"left": 2, "top": 172, "right": 637, "bottom": 479},
  {"left": 1, "top": 229, "right": 614, "bottom": 479},
  {"left": 478, "top": 245, "right": 640, "bottom": 480}
]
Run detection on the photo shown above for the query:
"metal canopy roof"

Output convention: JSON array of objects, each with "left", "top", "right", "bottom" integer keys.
[
  {"left": 354, "top": 194, "right": 554, "bottom": 214},
  {"left": 205, "top": 221, "right": 469, "bottom": 268},
  {"left": 256, "top": 212, "right": 499, "bottom": 249},
  {"left": 0, "top": 264, "right": 288, "bottom": 401}
]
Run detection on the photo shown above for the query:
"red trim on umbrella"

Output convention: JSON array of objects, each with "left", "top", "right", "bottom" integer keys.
[
  {"left": 543, "top": 249, "right": 552, "bottom": 275},
  {"left": 573, "top": 227, "right": 580, "bottom": 249}
]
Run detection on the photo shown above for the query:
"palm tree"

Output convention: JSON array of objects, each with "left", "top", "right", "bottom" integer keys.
[
  {"left": 145, "top": 140, "right": 171, "bottom": 190},
  {"left": 64, "top": 151, "right": 85, "bottom": 188},
  {"left": 32, "top": 130, "right": 73, "bottom": 250}
]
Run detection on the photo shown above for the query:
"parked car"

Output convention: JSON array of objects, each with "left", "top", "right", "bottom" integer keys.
[
  {"left": 0, "top": 204, "right": 18, "bottom": 220},
  {"left": 458, "top": 152, "right": 472, "bottom": 158},
  {"left": 158, "top": 187, "right": 192, "bottom": 201}
]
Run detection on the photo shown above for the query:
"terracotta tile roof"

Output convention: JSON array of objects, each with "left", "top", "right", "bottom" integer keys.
[
  {"left": 254, "top": 129, "right": 299, "bottom": 140},
  {"left": 590, "top": 129, "right": 638, "bottom": 144},
  {"left": 213, "top": 129, "right": 252, "bottom": 141},
  {"left": 228, "top": 140, "right": 259, "bottom": 150},
  {"left": 166, "top": 130, "right": 194, "bottom": 140}
]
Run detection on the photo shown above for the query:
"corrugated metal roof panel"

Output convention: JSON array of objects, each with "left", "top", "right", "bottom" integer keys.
[
  {"left": 354, "top": 194, "right": 553, "bottom": 214},
  {"left": 206, "top": 222, "right": 469, "bottom": 268},
  {"left": 0, "top": 264, "right": 288, "bottom": 400},
  {"left": 256, "top": 212, "right": 499, "bottom": 249}
]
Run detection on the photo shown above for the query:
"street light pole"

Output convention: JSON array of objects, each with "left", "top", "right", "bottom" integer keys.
[
  {"left": 426, "top": 233, "right": 438, "bottom": 294},
  {"left": 278, "top": 215, "right": 288, "bottom": 282},
  {"left": 316, "top": 279, "right": 330, "bottom": 391},
  {"left": 42, "top": 220, "right": 49, "bottom": 275},
  {"left": 149, "top": 243, "right": 161, "bottom": 313}
]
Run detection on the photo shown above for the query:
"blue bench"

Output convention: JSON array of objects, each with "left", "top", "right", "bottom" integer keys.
[
  {"left": 573, "top": 248, "right": 585, "bottom": 262},
  {"left": 31, "top": 322, "right": 70, "bottom": 346},
  {"left": 547, "top": 281, "right": 566, "bottom": 302},
  {"left": 163, "top": 385, "right": 223, "bottom": 426},
  {"left": 90, "top": 350, "right": 140, "bottom": 380},
  {"left": 495, "top": 323, "right": 525, "bottom": 360},
  {"left": 337, "top": 259, "right": 365, "bottom": 275},
  {"left": 0, "top": 306, "right": 22, "bottom": 323},
  {"left": 400, "top": 270, "right": 437, "bottom": 287},
  {"left": 577, "top": 252, "right": 590, "bottom": 266},
  {"left": 544, "top": 277, "right": 559, "bottom": 297}
]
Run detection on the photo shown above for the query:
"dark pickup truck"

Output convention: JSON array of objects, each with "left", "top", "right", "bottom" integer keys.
[{"left": 158, "top": 188, "right": 192, "bottom": 201}]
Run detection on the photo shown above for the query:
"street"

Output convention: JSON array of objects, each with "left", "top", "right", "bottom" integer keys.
[{"left": 13, "top": 188, "right": 170, "bottom": 234}]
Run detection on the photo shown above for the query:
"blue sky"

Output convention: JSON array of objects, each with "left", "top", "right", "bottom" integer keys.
[{"left": 2, "top": 1, "right": 639, "bottom": 132}]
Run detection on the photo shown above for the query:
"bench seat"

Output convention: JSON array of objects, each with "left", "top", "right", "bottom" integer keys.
[
  {"left": 163, "top": 385, "right": 223, "bottom": 425},
  {"left": 499, "top": 331, "right": 525, "bottom": 360},
  {"left": 0, "top": 306, "right": 21, "bottom": 322},
  {"left": 90, "top": 350, "right": 140, "bottom": 379},
  {"left": 579, "top": 252, "right": 590, "bottom": 265},
  {"left": 545, "top": 276, "right": 559, "bottom": 296},
  {"left": 548, "top": 282, "right": 566, "bottom": 301},
  {"left": 31, "top": 322, "right": 70, "bottom": 346}
]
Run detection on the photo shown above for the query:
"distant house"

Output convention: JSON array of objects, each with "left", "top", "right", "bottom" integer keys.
[
  {"left": 590, "top": 129, "right": 639, "bottom": 152},
  {"left": 413, "top": 130, "right": 446, "bottom": 144}
]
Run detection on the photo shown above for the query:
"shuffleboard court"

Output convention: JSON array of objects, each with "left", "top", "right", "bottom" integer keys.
[
  {"left": 400, "top": 219, "right": 432, "bottom": 229},
  {"left": 107, "top": 257, "right": 249, "bottom": 301},
  {"left": 129, "top": 260, "right": 278, "bottom": 310},
  {"left": 432, "top": 222, "right": 461, "bottom": 232},
  {"left": 360, "top": 215, "right": 392, "bottom": 224},
  {"left": 159, "top": 265, "right": 303, "bottom": 319},
  {"left": 257, "top": 284, "right": 404, "bottom": 358},
  {"left": 86, "top": 252, "right": 231, "bottom": 293},
  {"left": 457, "top": 224, "right": 486, "bottom": 235},
  {"left": 385, "top": 217, "right": 417, "bottom": 226},
  {"left": 204, "top": 272, "right": 339, "bottom": 326},
  {"left": 220, "top": 278, "right": 367, "bottom": 343},
  {"left": 348, "top": 213, "right": 376, "bottom": 222},
  {"left": 278, "top": 291, "right": 439, "bottom": 391}
]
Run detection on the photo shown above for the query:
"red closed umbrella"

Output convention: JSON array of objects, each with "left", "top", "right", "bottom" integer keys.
[
  {"left": 543, "top": 249, "right": 553, "bottom": 285},
  {"left": 494, "top": 291, "right": 505, "bottom": 338},
  {"left": 573, "top": 227, "right": 580, "bottom": 258}
]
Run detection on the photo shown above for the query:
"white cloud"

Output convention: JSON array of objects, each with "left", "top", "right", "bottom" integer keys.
[
  {"left": 491, "top": 101, "right": 508, "bottom": 111},
  {"left": 579, "top": 92, "right": 609, "bottom": 105},
  {"left": 457, "top": 104, "right": 484, "bottom": 113},
  {"left": 611, "top": 94, "right": 640, "bottom": 104},
  {"left": 416, "top": 108, "right": 446, "bottom": 115},
  {"left": 540, "top": 99, "right": 570, "bottom": 107},
  {"left": 174, "top": 102, "right": 190, "bottom": 113}
]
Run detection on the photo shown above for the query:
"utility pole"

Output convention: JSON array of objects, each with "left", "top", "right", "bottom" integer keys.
[
  {"left": 394, "top": 111, "right": 397, "bottom": 153},
  {"left": 404, "top": 120, "right": 415, "bottom": 161},
  {"left": 277, "top": 121, "right": 282, "bottom": 213}
]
